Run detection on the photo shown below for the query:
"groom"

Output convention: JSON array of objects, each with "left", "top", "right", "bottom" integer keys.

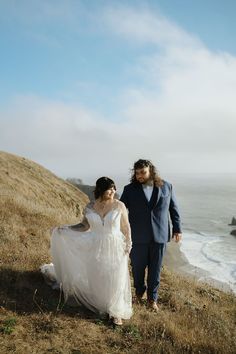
[{"left": 120, "top": 159, "right": 182, "bottom": 311}]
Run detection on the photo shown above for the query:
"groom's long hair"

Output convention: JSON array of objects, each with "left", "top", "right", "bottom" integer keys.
[{"left": 130, "top": 159, "right": 163, "bottom": 187}]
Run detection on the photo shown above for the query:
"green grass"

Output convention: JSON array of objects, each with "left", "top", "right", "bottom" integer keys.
[{"left": 0, "top": 317, "right": 17, "bottom": 335}]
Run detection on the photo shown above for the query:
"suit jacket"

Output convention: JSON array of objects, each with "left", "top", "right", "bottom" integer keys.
[{"left": 120, "top": 181, "right": 182, "bottom": 244}]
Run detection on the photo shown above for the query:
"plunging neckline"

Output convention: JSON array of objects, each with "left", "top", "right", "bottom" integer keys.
[
  {"left": 92, "top": 208, "right": 113, "bottom": 223},
  {"left": 89, "top": 200, "right": 118, "bottom": 223}
]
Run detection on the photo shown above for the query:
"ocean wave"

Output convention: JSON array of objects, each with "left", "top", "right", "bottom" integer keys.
[{"left": 180, "top": 231, "right": 236, "bottom": 293}]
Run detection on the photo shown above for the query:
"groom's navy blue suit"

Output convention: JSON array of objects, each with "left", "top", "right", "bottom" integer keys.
[{"left": 120, "top": 180, "right": 182, "bottom": 301}]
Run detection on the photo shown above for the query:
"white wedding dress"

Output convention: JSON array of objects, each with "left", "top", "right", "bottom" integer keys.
[{"left": 41, "top": 200, "right": 133, "bottom": 319}]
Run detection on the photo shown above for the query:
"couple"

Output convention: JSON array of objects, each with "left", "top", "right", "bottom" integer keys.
[{"left": 41, "top": 159, "right": 182, "bottom": 326}]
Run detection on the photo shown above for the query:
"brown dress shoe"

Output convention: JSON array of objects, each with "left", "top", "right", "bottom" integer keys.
[
  {"left": 147, "top": 300, "right": 160, "bottom": 312},
  {"left": 134, "top": 293, "right": 144, "bottom": 304}
]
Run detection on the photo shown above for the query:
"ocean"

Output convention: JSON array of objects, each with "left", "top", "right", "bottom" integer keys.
[
  {"left": 117, "top": 173, "right": 236, "bottom": 294},
  {"left": 173, "top": 174, "right": 236, "bottom": 294}
]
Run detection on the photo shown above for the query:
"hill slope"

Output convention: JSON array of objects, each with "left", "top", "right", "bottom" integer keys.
[
  {"left": 0, "top": 151, "right": 236, "bottom": 354},
  {"left": 0, "top": 151, "right": 88, "bottom": 270}
]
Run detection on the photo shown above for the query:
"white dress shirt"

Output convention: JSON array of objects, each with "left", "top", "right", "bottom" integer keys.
[{"left": 142, "top": 183, "right": 153, "bottom": 202}]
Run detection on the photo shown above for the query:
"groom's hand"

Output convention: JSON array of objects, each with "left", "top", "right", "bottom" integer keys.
[{"left": 173, "top": 233, "right": 182, "bottom": 243}]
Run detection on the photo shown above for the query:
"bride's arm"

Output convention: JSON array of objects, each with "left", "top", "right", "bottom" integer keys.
[
  {"left": 68, "top": 206, "right": 90, "bottom": 232},
  {"left": 119, "top": 201, "right": 132, "bottom": 254},
  {"left": 69, "top": 215, "right": 90, "bottom": 232}
]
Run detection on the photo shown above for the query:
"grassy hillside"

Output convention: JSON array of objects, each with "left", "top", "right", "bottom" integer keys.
[
  {"left": 0, "top": 151, "right": 88, "bottom": 271},
  {"left": 0, "top": 151, "right": 236, "bottom": 354}
]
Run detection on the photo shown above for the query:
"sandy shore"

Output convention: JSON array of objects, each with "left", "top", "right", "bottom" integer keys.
[{"left": 163, "top": 240, "right": 232, "bottom": 293}]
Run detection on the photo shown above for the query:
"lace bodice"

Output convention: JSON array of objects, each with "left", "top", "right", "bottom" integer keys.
[{"left": 70, "top": 200, "right": 132, "bottom": 253}]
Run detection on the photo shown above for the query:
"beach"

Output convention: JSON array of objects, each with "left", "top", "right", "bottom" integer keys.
[{"left": 164, "top": 240, "right": 233, "bottom": 294}]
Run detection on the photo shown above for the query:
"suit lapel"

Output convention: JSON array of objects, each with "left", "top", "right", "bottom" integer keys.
[
  {"left": 149, "top": 186, "right": 159, "bottom": 209},
  {"left": 152, "top": 185, "right": 161, "bottom": 209},
  {"left": 156, "top": 186, "right": 161, "bottom": 203}
]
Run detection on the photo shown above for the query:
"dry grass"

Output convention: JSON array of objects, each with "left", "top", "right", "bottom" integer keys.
[
  {"left": 0, "top": 151, "right": 236, "bottom": 354},
  {"left": 0, "top": 151, "right": 88, "bottom": 270}
]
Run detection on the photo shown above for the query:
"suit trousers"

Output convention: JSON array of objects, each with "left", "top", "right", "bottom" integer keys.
[{"left": 130, "top": 242, "right": 166, "bottom": 302}]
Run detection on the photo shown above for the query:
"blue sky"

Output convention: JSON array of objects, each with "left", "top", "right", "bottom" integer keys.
[{"left": 1, "top": 0, "right": 236, "bottom": 182}]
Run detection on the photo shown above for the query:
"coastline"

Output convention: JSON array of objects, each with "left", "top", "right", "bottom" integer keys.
[{"left": 163, "top": 240, "right": 233, "bottom": 294}]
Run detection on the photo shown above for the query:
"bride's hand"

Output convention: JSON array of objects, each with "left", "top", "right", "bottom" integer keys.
[
  {"left": 57, "top": 225, "right": 68, "bottom": 231},
  {"left": 124, "top": 244, "right": 132, "bottom": 255},
  {"left": 50, "top": 226, "right": 61, "bottom": 233}
]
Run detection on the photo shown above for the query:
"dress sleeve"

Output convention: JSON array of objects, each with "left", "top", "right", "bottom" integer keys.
[{"left": 119, "top": 201, "right": 132, "bottom": 254}]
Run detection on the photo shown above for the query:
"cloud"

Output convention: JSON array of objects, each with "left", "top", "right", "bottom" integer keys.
[
  {"left": 102, "top": 5, "right": 236, "bottom": 166},
  {"left": 103, "top": 4, "right": 202, "bottom": 49},
  {"left": 1, "top": 4, "right": 236, "bottom": 181},
  {"left": 0, "top": 95, "right": 133, "bottom": 181}
]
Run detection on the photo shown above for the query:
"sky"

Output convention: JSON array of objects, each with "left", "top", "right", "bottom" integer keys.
[{"left": 0, "top": 0, "right": 236, "bottom": 184}]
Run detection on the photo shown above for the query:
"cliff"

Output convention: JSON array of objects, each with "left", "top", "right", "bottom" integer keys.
[{"left": 0, "top": 151, "right": 235, "bottom": 354}]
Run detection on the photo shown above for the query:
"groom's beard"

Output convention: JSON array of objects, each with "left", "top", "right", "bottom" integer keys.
[{"left": 137, "top": 178, "right": 153, "bottom": 185}]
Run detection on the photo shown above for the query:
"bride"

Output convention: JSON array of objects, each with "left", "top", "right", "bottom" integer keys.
[{"left": 41, "top": 177, "right": 133, "bottom": 325}]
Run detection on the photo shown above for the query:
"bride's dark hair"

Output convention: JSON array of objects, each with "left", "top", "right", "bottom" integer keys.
[{"left": 94, "top": 177, "right": 116, "bottom": 199}]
